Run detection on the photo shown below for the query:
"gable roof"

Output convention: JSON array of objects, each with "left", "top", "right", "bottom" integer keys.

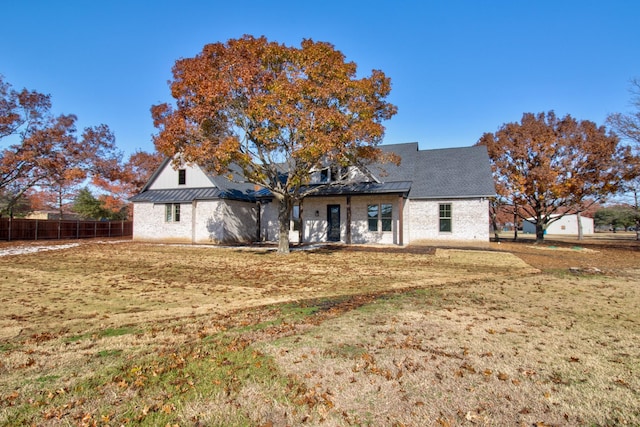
[
  {"left": 131, "top": 142, "right": 495, "bottom": 203},
  {"left": 130, "top": 158, "right": 256, "bottom": 203},
  {"left": 370, "top": 143, "right": 496, "bottom": 199}
]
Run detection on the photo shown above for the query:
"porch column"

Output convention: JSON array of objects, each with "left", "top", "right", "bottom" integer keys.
[
  {"left": 298, "top": 199, "right": 304, "bottom": 245},
  {"left": 256, "top": 201, "right": 262, "bottom": 242},
  {"left": 192, "top": 200, "right": 198, "bottom": 244},
  {"left": 346, "top": 196, "right": 352, "bottom": 244},
  {"left": 398, "top": 195, "right": 404, "bottom": 246}
]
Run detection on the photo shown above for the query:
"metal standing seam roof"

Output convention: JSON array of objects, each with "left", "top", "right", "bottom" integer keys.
[
  {"left": 129, "top": 187, "right": 255, "bottom": 203},
  {"left": 299, "top": 180, "right": 413, "bottom": 197}
]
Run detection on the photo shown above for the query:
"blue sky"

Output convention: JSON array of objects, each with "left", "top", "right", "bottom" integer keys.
[{"left": 2, "top": 1, "right": 639, "bottom": 157}]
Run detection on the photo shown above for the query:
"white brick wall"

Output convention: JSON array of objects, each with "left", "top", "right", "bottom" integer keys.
[
  {"left": 405, "top": 198, "right": 490, "bottom": 242},
  {"left": 193, "top": 199, "right": 257, "bottom": 243},
  {"left": 134, "top": 196, "right": 490, "bottom": 245},
  {"left": 132, "top": 202, "right": 193, "bottom": 243},
  {"left": 133, "top": 199, "right": 257, "bottom": 244},
  {"left": 260, "top": 195, "right": 419, "bottom": 245}
]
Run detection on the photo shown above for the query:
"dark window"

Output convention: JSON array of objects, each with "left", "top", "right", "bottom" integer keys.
[
  {"left": 367, "top": 204, "right": 379, "bottom": 231},
  {"left": 368, "top": 203, "right": 392, "bottom": 232},
  {"left": 178, "top": 169, "right": 186, "bottom": 185},
  {"left": 165, "top": 204, "right": 181, "bottom": 222},
  {"left": 291, "top": 205, "right": 301, "bottom": 231},
  {"left": 381, "top": 203, "right": 392, "bottom": 231},
  {"left": 439, "top": 203, "right": 452, "bottom": 232},
  {"left": 320, "top": 168, "right": 329, "bottom": 183}
]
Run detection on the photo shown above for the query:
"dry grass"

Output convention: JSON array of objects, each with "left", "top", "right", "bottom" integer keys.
[{"left": 0, "top": 238, "right": 638, "bottom": 426}]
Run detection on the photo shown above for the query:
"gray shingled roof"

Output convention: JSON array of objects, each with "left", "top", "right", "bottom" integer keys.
[
  {"left": 370, "top": 143, "right": 496, "bottom": 199},
  {"left": 132, "top": 143, "right": 495, "bottom": 203}
]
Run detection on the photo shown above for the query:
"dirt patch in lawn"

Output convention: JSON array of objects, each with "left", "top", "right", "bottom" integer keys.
[{"left": 491, "top": 235, "right": 640, "bottom": 272}]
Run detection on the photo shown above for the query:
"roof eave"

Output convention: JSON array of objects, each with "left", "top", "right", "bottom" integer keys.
[{"left": 409, "top": 194, "right": 496, "bottom": 200}]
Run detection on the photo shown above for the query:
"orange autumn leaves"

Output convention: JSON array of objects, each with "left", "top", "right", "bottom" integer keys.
[
  {"left": 1, "top": 75, "right": 163, "bottom": 218},
  {"left": 152, "top": 35, "right": 397, "bottom": 252},
  {"left": 152, "top": 35, "right": 396, "bottom": 192},
  {"left": 477, "top": 111, "right": 632, "bottom": 240}
]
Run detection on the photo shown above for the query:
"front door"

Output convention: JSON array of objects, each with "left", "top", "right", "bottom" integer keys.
[{"left": 327, "top": 205, "right": 341, "bottom": 242}]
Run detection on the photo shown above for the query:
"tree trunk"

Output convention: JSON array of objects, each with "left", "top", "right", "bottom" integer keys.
[
  {"left": 58, "top": 190, "right": 64, "bottom": 220},
  {"left": 490, "top": 199, "right": 499, "bottom": 242},
  {"left": 635, "top": 189, "right": 640, "bottom": 241},
  {"left": 535, "top": 222, "right": 545, "bottom": 242},
  {"left": 277, "top": 196, "right": 292, "bottom": 254},
  {"left": 577, "top": 211, "right": 584, "bottom": 240},
  {"left": 512, "top": 206, "right": 518, "bottom": 242}
]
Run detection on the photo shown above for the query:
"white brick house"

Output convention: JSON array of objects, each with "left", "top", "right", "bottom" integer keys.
[
  {"left": 130, "top": 162, "right": 257, "bottom": 244},
  {"left": 131, "top": 143, "right": 496, "bottom": 245}
]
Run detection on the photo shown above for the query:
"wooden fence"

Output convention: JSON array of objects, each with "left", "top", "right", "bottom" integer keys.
[{"left": 0, "top": 218, "right": 132, "bottom": 241}]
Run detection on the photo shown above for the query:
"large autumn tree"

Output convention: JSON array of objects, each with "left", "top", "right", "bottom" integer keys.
[
  {"left": 0, "top": 76, "right": 121, "bottom": 217},
  {"left": 477, "top": 111, "right": 630, "bottom": 242},
  {"left": 152, "top": 35, "right": 397, "bottom": 253}
]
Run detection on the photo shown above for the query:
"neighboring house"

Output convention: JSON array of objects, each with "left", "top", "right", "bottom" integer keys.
[
  {"left": 25, "top": 210, "right": 82, "bottom": 220},
  {"left": 523, "top": 214, "right": 594, "bottom": 236},
  {"left": 131, "top": 142, "right": 496, "bottom": 245}
]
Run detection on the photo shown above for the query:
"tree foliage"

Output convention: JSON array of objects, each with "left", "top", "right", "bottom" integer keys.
[
  {"left": 594, "top": 205, "right": 637, "bottom": 231},
  {"left": 152, "top": 35, "right": 397, "bottom": 253},
  {"left": 73, "top": 187, "right": 106, "bottom": 219},
  {"left": 92, "top": 150, "right": 163, "bottom": 219},
  {"left": 0, "top": 76, "right": 121, "bottom": 217},
  {"left": 477, "top": 111, "right": 629, "bottom": 241}
]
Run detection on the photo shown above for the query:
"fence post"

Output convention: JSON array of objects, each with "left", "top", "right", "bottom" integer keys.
[
  {"left": 8, "top": 216, "right": 11, "bottom": 242},
  {"left": 108, "top": 221, "right": 111, "bottom": 237},
  {"left": 94, "top": 221, "right": 97, "bottom": 238},
  {"left": 35, "top": 219, "right": 38, "bottom": 240},
  {"left": 76, "top": 220, "right": 80, "bottom": 239}
]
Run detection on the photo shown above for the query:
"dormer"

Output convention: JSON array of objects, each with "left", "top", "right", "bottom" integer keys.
[{"left": 311, "top": 164, "right": 355, "bottom": 184}]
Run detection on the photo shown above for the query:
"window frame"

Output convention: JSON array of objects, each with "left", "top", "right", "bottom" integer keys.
[
  {"left": 439, "top": 203, "right": 452, "bottom": 233},
  {"left": 367, "top": 204, "right": 379, "bottom": 232},
  {"left": 319, "top": 168, "right": 329, "bottom": 183},
  {"left": 367, "top": 203, "right": 393, "bottom": 232},
  {"left": 178, "top": 169, "right": 186, "bottom": 185},
  {"left": 165, "top": 203, "right": 181, "bottom": 222}
]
